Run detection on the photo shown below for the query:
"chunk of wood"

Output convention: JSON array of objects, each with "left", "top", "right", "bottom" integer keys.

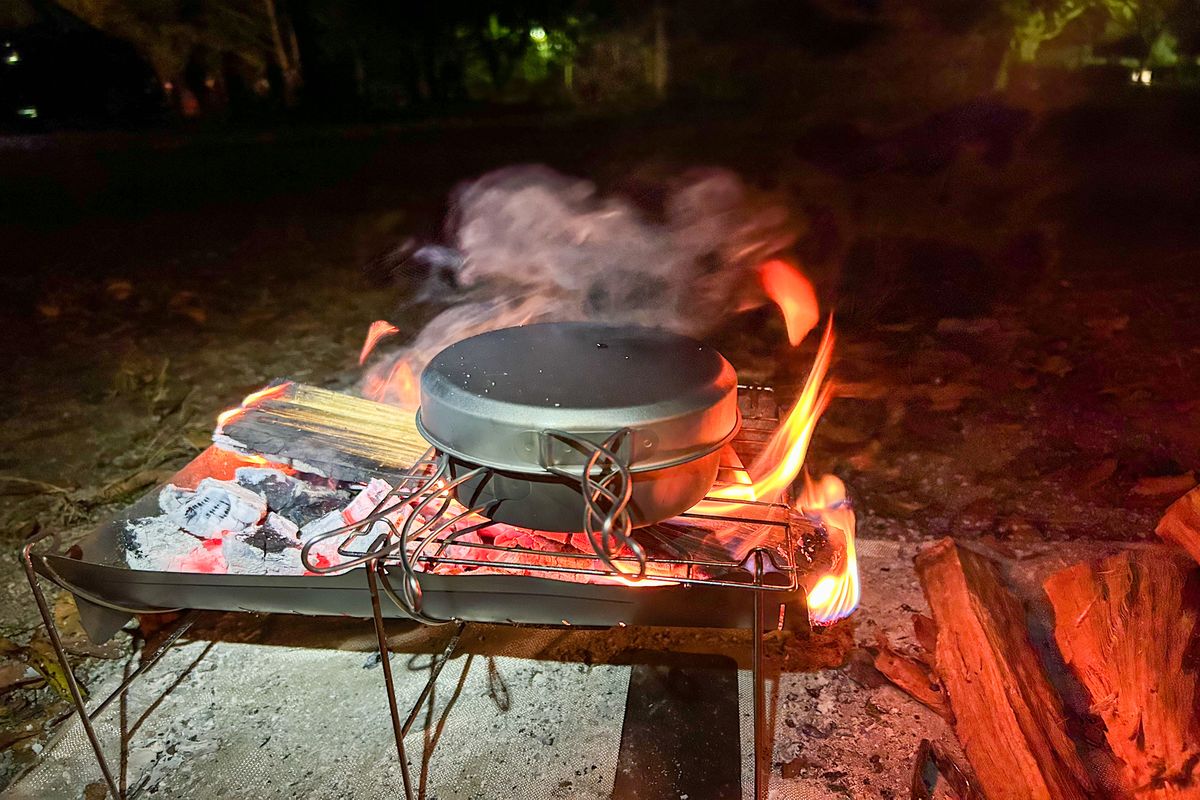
[
  {"left": 873, "top": 630, "right": 953, "bottom": 720},
  {"left": 214, "top": 382, "right": 430, "bottom": 482},
  {"left": 915, "top": 537, "right": 1094, "bottom": 800},
  {"left": 1157, "top": 486, "right": 1200, "bottom": 565},
  {"left": 1044, "top": 550, "right": 1200, "bottom": 798}
]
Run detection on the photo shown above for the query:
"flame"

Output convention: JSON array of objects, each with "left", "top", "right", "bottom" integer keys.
[
  {"left": 798, "top": 473, "right": 859, "bottom": 625},
  {"left": 359, "top": 320, "right": 400, "bottom": 365},
  {"left": 365, "top": 360, "right": 420, "bottom": 408},
  {"left": 707, "top": 321, "right": 835, "bottom": 512},
  {"left": 759, "top": 259, "right": 819, "bottom": 346},
  {"left": 215, "top": 382, "right": 292, "bottom": 432}
]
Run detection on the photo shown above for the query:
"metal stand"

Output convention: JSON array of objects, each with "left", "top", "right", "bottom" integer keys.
[
  {"left": 364, "top": 552, "right": 772, "bottom": 800},
  {"left": 22, "top": 537, "right": 199, "bottom": 800},
  {"left": 25, "top": 548, "right": 772, "bottom": 800}
]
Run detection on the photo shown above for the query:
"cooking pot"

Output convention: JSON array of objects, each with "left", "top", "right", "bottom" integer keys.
[{"left": 415, "top": 322, "right": 740, "bottom": 534}]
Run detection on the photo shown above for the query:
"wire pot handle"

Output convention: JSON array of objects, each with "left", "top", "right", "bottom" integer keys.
[{"left": 539, "top": 428, "right": 647, "bottom": 581}]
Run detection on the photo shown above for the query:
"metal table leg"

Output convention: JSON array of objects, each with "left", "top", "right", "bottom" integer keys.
[
  {"left": 366, "top": 559, "right": 465, "bottom": 800},
  {"left": 22, "top": 543, "right": 197, "bottom": 800}
]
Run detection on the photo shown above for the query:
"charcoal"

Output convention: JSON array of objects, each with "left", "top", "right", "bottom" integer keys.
[
  {"left": 234, "top": 467, "right": 305, "bottom": 510},
  {"left": 241, "top": 512, "right": 300, "bottom": 554},
  {"left": 341, "top": 478, "right": 394, "bottom": 523},
  {"left": 159, "top": 478, "right": 267, "bottom": 537},
  {"left": 279, "top": 493, "right": 347, "bottom": 528},
  {"left": 223, "top": 522, "right": 304, "bottom": 576},
  {"left": 122, "top": 516, "right": 204, "bottom": 572}
]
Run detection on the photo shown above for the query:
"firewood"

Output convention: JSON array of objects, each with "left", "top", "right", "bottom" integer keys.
[
  {"left": 914, "top": 538, "right": 1094, "bottom": 800},
  {"left": 873, "top": 630, "right": 953, "bottom": 720},
  {"left": 1044, "top": 550, "right": 1200, "bottom": 799},
  {"left": 213, "top": 382, "right": 430, "bottom": 482},
  {"left": 1157, "top": 486, "right": 1200, "bottom": 564}
]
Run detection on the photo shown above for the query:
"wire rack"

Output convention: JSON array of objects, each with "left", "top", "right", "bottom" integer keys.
[{"left": 299, "top": 448, "right": 816, "bottom": 621}]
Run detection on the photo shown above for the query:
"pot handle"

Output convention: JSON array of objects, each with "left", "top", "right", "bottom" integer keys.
[{"left": 540, "top": 429, "right": 648, "bottom": 581}]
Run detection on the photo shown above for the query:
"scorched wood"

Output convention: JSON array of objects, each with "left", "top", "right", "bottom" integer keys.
[
  {"left": 1044, "top": 550, "right": 1200, "bottom": 799},
  {"left": 914, "top": 537, "right": 1095, "bottom": 800},
  {"left": 214, "top": 382, "right": 429, "bottom": 481}
]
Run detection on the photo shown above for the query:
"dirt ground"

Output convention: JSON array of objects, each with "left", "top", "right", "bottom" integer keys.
[{"left": 1, "top": 100, "right": 1198, "bottom": 797}]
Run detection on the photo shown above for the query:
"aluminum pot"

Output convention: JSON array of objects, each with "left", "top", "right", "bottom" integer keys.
[{"left": 415, "top": 322, "right": 740, "bottom": 532}]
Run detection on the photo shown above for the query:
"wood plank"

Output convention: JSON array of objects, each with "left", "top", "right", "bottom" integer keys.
[
  {"left": 914, "top": 537, "right": 1094, "bottom": 800},
  {"left": 213, "top": 381, "right": 430, "bottom": 482},
  {"left": 1044, "top": 550, "right": 1200, "bottom": 799}
]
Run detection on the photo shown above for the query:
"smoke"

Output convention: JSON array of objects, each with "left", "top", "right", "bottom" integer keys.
[{"left": 363, "top": 164, "right": 803, "bottom": 406}]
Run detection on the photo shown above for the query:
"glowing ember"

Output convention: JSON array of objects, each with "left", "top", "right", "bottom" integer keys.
[
  {"left": 359, "top": 320, "right": 400, "bottom": 365},
  {"left": 758, "top": 259, "right": 819, "bottom": 346},
  {"left": 215, "top": 382, "right": 293, "bottom": 432},
  {"left": 797, "top": 473, "right": 859, "bottom": 625}
]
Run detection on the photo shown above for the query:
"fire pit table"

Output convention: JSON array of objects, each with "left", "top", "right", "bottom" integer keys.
[{"left": 22, "top": 385, "right": 828, "bottom": 800}]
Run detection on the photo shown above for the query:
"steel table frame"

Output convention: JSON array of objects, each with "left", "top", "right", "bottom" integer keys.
[{"left": 23, "top": 531, "right": 783, "bottom": 800}]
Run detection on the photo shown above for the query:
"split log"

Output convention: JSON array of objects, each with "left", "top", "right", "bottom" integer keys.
[
  {"left": 1157, "top": 486, "right": 1200, "bottom": 565},
  {"left": 873, "top": 630, "right": 953, "bottom": 720},
  {"left": 213, "top": 382, "right": 429, "bottom": 482},
  {"left": 1044, "top": 550, "right": 1200, "bottom": 799},
  {"left": 915, "top": 537, "right": 1094, "bottom": 800}
]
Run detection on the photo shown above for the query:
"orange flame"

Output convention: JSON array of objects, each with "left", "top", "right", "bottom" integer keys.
[
  {"left": 798, "top": 472, "right": 859, "bottom": 625},
  {"left": 707, "top": 321, "right": 835, "bottom": 512},
  {"left": 759, "top": 259, "right": 819, "bottom": 346},
  {"left": 359, "top": 320, "right": 400, "bottom": 365},
  {"left": 215, "top": 382, "right": 292, "bottom": 432},
  {"left": 365, "top": 359, "right": 420, "bottom": 409}
]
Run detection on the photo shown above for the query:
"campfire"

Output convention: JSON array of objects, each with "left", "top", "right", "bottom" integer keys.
[{"left": 153, "top": 256, "right": 860, "bottom": 627}]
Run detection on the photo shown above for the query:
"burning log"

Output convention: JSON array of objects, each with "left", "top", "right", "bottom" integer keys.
[
  {"left": 1156, "top": 486, "right": 1200, "bottom": 565},
  {"left": 214, "top": 382, "right": 430, "bottom": 482},
  {"left": 914, "top": 538, "right": 1095, "bottom": 800},
  {"left": 1044, "top": 550, "right": 1200, "bottom": 798}
]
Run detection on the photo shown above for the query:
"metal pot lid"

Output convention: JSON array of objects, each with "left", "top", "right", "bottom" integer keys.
[{"left": 416, "top": 322, "right": 740, "bottom": 474}]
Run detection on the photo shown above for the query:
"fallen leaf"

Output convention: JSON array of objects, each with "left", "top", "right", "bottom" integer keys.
[
  {"left": 1084, "top": 314, "right": 1129, "bottom": 337},
  {"left": 51, "top": 594, "right": 124, "bottom": 659},
  {"left": 1130, "top": 472, "right": 1196, "bottom": 499},
  {"left": 23, "top": 636, "right": 85, "bottom": 703},
  {"left": 1037, "top": 355, "right": 1074, "bottom": 377},
  {"left": 925, "top": 383, "right": 980, "bottom": 412},
  {"left": 1013, "top": 373, "right": 1038, "bottom": 390},
  {"left": 1080, "top": 458, "right": 1118, "bottom": 489},
  {"left": 936, "top": 317, "right": 1001, "bottom": 335}
]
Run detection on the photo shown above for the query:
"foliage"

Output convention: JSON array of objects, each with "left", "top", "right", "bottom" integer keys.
[{"left": 52, "top": 0, "right": 273, "bottom": 85}]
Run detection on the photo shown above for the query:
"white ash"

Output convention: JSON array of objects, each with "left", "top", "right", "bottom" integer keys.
[
  {"left": 159, "top": 478, "right": 267, "bottom": 537},
  {"left": 122, "top": 517, "right": 206, "bottom": 572}
]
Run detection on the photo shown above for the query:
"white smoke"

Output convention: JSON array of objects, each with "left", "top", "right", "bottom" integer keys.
[{"left": 364, "top": 165, "right": 802, "bottom": 406}]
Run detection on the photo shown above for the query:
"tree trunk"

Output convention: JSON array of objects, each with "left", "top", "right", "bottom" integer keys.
[
  {"left": 264, "top": 0, "right": 301, "bottom": 107},
  {"left": 652, "top": 2, "right": 669, "bottom": 100}
]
